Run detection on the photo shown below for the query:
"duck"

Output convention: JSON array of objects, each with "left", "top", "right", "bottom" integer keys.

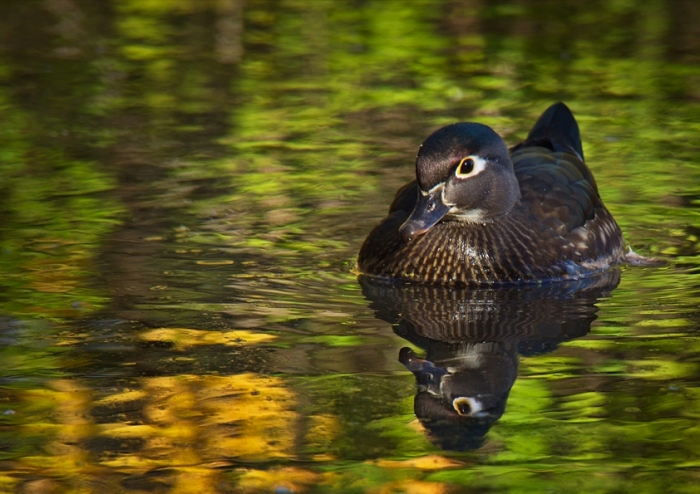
[{"left": 357, "top": 102, "right": 643, "bottom": 285}]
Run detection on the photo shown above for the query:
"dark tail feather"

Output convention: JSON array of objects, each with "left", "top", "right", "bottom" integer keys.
[{"left": 525, "top": 102, "right": 584, "bottom": 161}]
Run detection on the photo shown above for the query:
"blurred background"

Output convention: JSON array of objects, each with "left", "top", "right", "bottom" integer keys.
[{"left": 0, "top": 0, "right": 699, "bottom": 492}]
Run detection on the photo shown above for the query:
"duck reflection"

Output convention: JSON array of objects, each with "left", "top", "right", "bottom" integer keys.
[{"left": 360, "top": 271, "right": 621, "bottom": 450}]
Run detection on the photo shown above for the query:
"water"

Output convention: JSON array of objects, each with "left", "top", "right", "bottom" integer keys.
[{"left": 1, "top": 1, "right": 699, "bottom": 492}]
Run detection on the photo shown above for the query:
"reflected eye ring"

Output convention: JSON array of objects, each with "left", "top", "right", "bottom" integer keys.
[
  {"left": 454, "top": 156, "right": 486, "bottom": 178},
  {"left": 453, "top": 397, "right": 473, "bottom": 416},
  {"left": 452, "top": 396, "right": 483, "bottom": 416}
]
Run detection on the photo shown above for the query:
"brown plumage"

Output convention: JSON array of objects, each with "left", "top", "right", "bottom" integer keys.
[{"left": 357, "top": 103, "right": 636, "bottom": 285}]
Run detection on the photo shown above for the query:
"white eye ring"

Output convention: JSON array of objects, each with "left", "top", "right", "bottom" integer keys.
[
  {"left": 453, "top": 396, "right": 484, "bottom": 416},
  {"left": 454, "top": 155, "right": 488, "bottom": 178}
]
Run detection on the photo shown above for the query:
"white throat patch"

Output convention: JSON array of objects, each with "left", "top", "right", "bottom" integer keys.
[{"left": 448, "top": 207, "right": 486, "bottom": 223}]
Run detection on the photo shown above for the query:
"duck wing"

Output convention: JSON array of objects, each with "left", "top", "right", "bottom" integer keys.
[{"left": 511, "top": 103, "right": 601, "bottom": 237}]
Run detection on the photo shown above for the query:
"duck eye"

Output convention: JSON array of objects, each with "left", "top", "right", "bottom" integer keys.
[
  {"left": 456, "top": 157, "right": 475, "bottom": 177},
  {"left": 453, "top": 397, "right": 482, "bottom": 416},
  {"left": 453, "top": 397, "right": 472, "bottom": 415}
]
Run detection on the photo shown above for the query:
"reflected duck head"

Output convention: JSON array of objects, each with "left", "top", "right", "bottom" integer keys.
[
  {"left": 399, "top": 345, "right": 518, "bottom": 451},
  {"left": 399, "top": 346, "right": 517, "bottom": 419},
  {"left": 399, "top": 122, "right": 521, "bottom": 242}
]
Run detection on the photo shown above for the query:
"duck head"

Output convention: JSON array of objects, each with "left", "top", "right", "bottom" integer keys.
[{"left": 399, "top": 123, "right": 521, "bottom": 242}]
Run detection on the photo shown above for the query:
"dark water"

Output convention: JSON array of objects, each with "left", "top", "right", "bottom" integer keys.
[{"left": 1, "top": 1, "right": 700, "bottom": 492}]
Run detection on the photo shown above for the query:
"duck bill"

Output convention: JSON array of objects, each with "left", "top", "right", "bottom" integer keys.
[
  {"left": 399, "top": 348, "right": 444, "bottom": 376},
  {"left": 399, "top": 186, "right": 451, "bottom": 242}
]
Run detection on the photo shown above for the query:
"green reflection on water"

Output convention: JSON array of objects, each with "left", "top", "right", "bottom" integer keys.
[
  {"left": 0, "top": 82, "right": 121, "bottom": 318},
  {"left": 0, "top": 0, "right": 699, "bottom": 492}
]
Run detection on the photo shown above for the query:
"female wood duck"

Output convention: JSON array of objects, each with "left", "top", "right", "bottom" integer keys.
[{"left": 358, "top": 103, "right": 647, "bottom": 285}]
